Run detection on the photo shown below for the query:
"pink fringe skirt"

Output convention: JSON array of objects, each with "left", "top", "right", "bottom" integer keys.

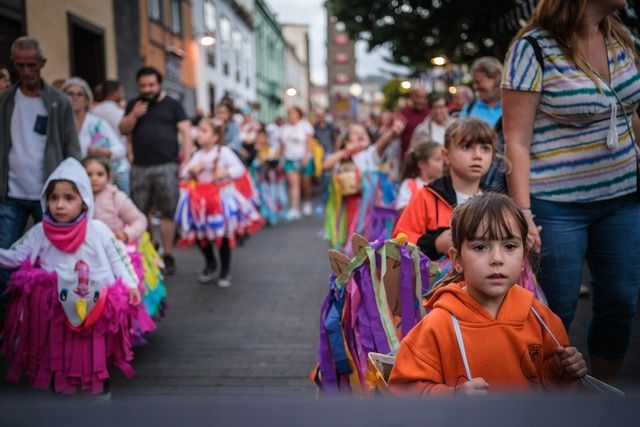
[{"left": 1, "top": 262, "right": 153, "bottom": 394}]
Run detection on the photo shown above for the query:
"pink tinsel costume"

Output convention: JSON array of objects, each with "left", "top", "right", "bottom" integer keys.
[
  {"left": 2, "top": 261, "right": 138, "bottom": 394},
  {"left": 0, "top": 158, "right": 152, "bottom": 394}
]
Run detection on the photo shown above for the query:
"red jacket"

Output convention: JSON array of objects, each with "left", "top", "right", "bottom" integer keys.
[{"left": 393, "top": 176, "right": 456, "bottom": 259}]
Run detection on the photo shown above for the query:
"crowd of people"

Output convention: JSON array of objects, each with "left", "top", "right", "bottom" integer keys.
[{"left": 0, "top": 0, "right": 638, "bottom": 398}]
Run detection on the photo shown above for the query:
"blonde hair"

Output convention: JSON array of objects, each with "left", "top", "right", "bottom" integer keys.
[
  {"left": 515, "top": 0, "right": 638, "bottom": 89},
  {"left": 425, "top": 193, "right": 529, "bottom": 300}
]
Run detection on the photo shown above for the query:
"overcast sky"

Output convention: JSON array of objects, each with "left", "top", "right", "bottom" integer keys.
[{"left": 269, "top": 0, "right": 408, "bottom": 85}]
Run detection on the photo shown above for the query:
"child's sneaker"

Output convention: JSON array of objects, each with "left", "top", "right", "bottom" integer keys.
[
  {"left": 302, "top": 201, "right": 313, "bottom": 216},
  {"left": 217, "top": 275, "right": 231, "bottom": 288},
  {"left": 162, "top": 254, "right": 176, "bottom": 276},
  {"left": 287, "top": 209, "right": 301, "bottom": 221},
  {"left": 198, "top": 263, "right": 217, "bottom": 284}
]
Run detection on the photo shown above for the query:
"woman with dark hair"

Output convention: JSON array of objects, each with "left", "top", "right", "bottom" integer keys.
[
  {"left": 410, "top": 93, "right": 455, "bottom": 146},
  {"left": 503, "top": 0, "right": 640, "bottom": 382}
]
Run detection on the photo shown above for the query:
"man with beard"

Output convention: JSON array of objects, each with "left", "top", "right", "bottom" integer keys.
[{"left": 120, "top": 66, "right": 193, "bottom": 275}]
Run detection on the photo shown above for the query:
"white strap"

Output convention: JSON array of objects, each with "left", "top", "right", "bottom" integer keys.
[
  {"left": 451, "top": 315, "right": 472, "bottom": 381},
  {"left": 530, "top": 306, "right": 561, "bottom": 347}
]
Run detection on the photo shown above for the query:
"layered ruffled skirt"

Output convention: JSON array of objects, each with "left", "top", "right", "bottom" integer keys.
[{"left": 175, "top": 174, "right": 264, "bottom": 248}]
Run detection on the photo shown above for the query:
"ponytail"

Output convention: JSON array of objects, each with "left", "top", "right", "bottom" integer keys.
[{"left": 400, "top": 140, "right": 441, "bottom": 181}]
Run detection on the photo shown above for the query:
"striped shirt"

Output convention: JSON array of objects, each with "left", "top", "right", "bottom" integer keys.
[{"left": 502, "top": 28, "right": 640, "bottom": 203}]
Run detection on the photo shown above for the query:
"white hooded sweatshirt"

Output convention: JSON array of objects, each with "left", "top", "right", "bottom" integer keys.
[{"left": 0, "top": 158, "right": 138, "bottom": 290}]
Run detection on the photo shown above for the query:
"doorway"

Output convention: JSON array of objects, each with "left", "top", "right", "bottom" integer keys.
[{"left": 68, "top": 13, "right": 105, "bottom": 90}]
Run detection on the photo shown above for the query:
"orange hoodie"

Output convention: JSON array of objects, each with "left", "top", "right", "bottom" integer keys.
[{"left": 388, "top": 282, "right": 575, "bottom": 395}]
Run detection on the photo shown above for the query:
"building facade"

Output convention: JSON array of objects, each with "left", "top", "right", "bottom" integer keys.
[
  {"left": 136, "top": 0, "right": 197, "bottom": 116},
  {"left": 281, "top": 23, "right": 310, "bottom": 115},
  {"left": 326, "top": 4, "right": 356, "bottom": 122},
  {"left": 192, "top": 0, "right": 255, "bottom": 116},
  {"left": 0, "top": 0, "right": 118, "bottom": 90},
  {"left": 253, "top": 0, "right": 284, "bottom": 122}
]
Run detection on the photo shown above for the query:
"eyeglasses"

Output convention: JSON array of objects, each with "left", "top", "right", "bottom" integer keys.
[{"left": 65, "top": 91, "right": 86, "bottom": 98}]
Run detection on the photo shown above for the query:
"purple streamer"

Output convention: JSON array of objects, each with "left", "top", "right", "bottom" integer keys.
[
  {"left": 356, "top": 262, "right": 391, "bottom": 355},
  {"left": 399, "top": 248, "right": 417, "bottom": 336}
]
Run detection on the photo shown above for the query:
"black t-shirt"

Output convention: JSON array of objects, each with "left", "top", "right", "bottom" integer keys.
[{"left": 125, "top": 95, "right": 187, "bottom": 166}]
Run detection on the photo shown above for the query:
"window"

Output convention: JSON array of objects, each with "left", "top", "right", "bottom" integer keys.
[
  {"left": 148, "top": 0, "right": 162, "bottom": 21},
  {"left": 204, "top": 0, "right": 216, "bottom": 32},
  {"left": 220, "top": 16, "right": 231, "bottom": 48},
  {"left": 170, "top": 0, "right": 182, "bottom": 34},
  {"left": 223, "top": 62, "right": 229, "bottom": 76},
  {"left": 206, "top": 46, "right": 216, "bottom": 68},
  {"left": 208, "top": 83, "right": 216, "bottom": 114}
]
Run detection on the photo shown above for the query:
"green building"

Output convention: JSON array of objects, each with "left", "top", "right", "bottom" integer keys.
[{"left": 254, "top": 0, "right": 285, "bottom": 122}]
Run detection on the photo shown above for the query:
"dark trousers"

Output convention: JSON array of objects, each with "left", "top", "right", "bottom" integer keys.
[{"left": 0, "top": 197, "right": 43, "bottom": 328}]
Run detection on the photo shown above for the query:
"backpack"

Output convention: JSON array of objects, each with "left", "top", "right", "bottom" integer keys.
[{"left": 481, "top": 36, "right": 544, "bottom": 192}]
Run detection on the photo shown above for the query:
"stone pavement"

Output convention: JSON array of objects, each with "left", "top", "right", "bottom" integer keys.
[
  {"left": 110, "top": 216, "right": 329, "bottom": 396},
  {"left": 1, "top": 215, "right": 639, "bottom": 396}
]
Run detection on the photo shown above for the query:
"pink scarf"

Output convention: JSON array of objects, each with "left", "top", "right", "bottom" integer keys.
[{"left": 42, "top": 212, "right": 88, "bottom": 253}]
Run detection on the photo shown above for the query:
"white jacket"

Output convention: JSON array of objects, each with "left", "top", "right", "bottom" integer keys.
[{"left": 0, "top": 158, "right": 138, "bottom": 290}]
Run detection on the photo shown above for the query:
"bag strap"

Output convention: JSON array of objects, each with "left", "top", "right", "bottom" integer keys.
[
  {"left": 450, "top": 314, "right": 473, "bottom": 381},
  {"left": 464, "top": 99, "right": 476, "bottom": 116},
  {"left": 530, "top": 306, "right": 625, "bottom": 396},
  {"left": 523, "top": 36, "right": 544, "bottom": 69}
]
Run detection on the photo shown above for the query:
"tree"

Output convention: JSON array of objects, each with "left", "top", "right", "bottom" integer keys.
[
  {"left": 382, "top": 78, "right": 411, "bottom": 110},
  {"left": 328, "top": 0, "right": 640, "bottom": 71}
]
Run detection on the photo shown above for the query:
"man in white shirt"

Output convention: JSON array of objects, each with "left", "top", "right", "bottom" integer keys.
[{"left": 0, "top": 37, "right": 80, "bottom": 325}]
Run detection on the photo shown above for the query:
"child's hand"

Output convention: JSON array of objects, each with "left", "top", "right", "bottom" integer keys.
[
  {"left": 214, "top": 168, "right": 229, "bottom": 180},
  {"left": 391, "top": 115, "right": 407, "bottom": 135},
  {"left": 129, "top": 289, "right": 142, "bottom": 306},
  {"left": 115, "top": 230, "right": 128, "bottom": 242},
  {"left": 456, "top": 378, "right": 489, "bottom": 396},
  {"left": 555, "top": 346, "right": 587, "bottom": 378}
]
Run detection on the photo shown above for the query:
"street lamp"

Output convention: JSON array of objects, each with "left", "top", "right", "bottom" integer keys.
[
  {"left": 400, "top": 80, "right": 412, "bottom": 90},
  {"left": 286, "top": 87, "right": 297, "bottom": 97},
  {"left": 349, "top": 83, "right": 363, "bottom": 97},
  {"left": 199, "top": 32, "right": 217, "bottom": 47},
  {"left": 448, "top": 86, "right": 458, "bottom": 95},
  {"left": 431, "top": 56, "right": 447, "bottom": 66}
]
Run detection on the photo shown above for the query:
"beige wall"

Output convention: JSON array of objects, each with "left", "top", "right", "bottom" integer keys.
[{"left": 25, "top": 0, "right": 117, "bottom": 82}]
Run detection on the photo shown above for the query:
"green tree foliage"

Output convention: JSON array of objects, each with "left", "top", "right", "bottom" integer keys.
[
  {"left": 328, "top": 0, "right": 640, "bottom": 70},
  {"left": 382, "top": 78, "right": 411, "bottom": 110}
]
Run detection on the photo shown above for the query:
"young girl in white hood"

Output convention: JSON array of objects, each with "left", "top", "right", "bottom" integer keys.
[{"left": 0, "top": 158, "right": 145, "bottom": 394}]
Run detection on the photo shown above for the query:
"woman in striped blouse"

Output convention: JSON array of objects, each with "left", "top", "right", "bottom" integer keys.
[{"left": 503, "top": 0, "right": 640, "bottom": 383}]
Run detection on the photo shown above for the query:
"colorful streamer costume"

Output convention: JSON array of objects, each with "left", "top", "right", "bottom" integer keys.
[
  {"left": 314, "top": 236, "right": 431, "bottom": 393},
  {"left": 175, "top": 145, "right": 264, "bottom": 248},
  {"left": 126, "top": 232, "right": 167, "bottom": 319},
  {"left": 324, "top": 145, "right": 398, "bottom": 253},
  {"left": 0, "top": 158, "right": 154, "bottom": 394},
  {"left": 249, "top": 146, "right": 288, "bottom": 225},
  {"left": 93, "top": 183, "right": 167, "bottom": 322}
]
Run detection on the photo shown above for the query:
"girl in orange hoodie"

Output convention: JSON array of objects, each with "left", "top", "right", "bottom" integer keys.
[{"left": 389, "top": 193, "right": 587, "bottom": 395}]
